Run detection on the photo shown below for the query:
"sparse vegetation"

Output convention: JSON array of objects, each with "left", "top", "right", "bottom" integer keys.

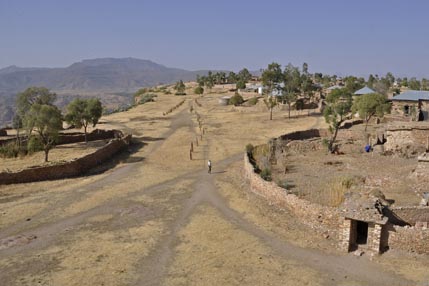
[
  {"left": 65, "top": 98, "right": 103, "bottom": 143},
  {"left": 229, "top": 92, "right": 244, "bottom": 106},
  {"left": 138, "top": 93, "right": 157, "bottom": 105}
]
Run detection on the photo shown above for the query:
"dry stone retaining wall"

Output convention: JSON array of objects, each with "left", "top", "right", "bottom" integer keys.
[
  {"left": 245, "top": 128, "right": 429, "bottom": 254},
  {"left": 388, "top": 226, "right": 429, "bottom": 254},
  {"left": 0, "top": 134, "right": 131, "bottom": 185},
  {"left": 244, "top": 153, "right": 341, "bottom": 238}
]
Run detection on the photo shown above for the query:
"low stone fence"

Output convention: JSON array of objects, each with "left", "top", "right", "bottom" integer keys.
[
  {"left": 388, "top": 225, "right": 429, "bottom": 254},
  {"left": 244, "top": 153, "right": 341, "bottom": 238},
  {"left": 245, "top": 128, "right": 429, "bottom": 254},
  {"left": 0, "top": 129, "right": 123, "bottom": 146},
  {"left": 0, "top": 134, "right": 131, "bottom": 185}
]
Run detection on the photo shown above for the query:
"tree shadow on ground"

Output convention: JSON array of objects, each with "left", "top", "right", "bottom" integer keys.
[{"left": 86, "top": 137, "right": 147, "bottom": 175}]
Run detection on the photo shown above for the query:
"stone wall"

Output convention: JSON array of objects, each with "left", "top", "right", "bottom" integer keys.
[
  {"left": 384, "top": 123, "right": 429, "bottom": 155},
  {"left": 390, "top": 206, "right": 429, "bottom": 225},
  {"left": 388, "top": 225, "right": 429, "bottom": 254},
  {"left": 244, "top": 153, "right": 341, "bottom": 238},
  {"left": 245, "top": 127, "right": 429, "bottom": 254},
  {"left": 0, "top": 134, "right": 131, "bottom": 185},
  {"left": 0, "top": 129, "right": 122, "bottom": 146}
]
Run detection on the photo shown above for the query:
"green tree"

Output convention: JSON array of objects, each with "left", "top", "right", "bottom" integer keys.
[
  {"left": 238, "top": 68, "right": 252, "bottom": 82},
  {"left": 409, "top": 77, "right": 421, "bottom": 90},
  {"left": 65, "top": 98, "right": 103, "bottom": 143},
  {"left": 16, "top": 87, "right": 57, "bottom": 135},
  {"left": 264, "top": 96, "right": 278, "bottom": 120},
  {"left": 261, "top": 62, "right": 283, "bottom": 94},
  {"left": 174, "top": 80, "right": 186, "bottom": 95},
  {"left": 236, "top": 80, "right": 246, "bottom": 90},
  {"left": 24, "top": 104, "right": 63, "bottom": 162},
  {"left": 283, "top": 63, "right": 301, "bottom": 118},
  {"left": 352, "top": 93, "right": 390, "bottom": 131},
  {"left": 323, "top": 88, "right": 352, "bottom": 153},
  {"left": 227, "top": 71, "right": 237, "bottom": 83}
]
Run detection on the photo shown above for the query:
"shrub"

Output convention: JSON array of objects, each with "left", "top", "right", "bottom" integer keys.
[
  {"left": 277, "top": 179, "right": 292, "bottom": 190},
  {"left": 194, "top": 86, "right": 204, "bottom": 95},
  {"left": 248, "top": 97, "right": 258, "bottom": 106},
  {"left": 0, "top": 142, "right": 20, "bottom": 158},
  {"left": 260, "top": 168, "right": 272, "bottom": 181},
  {"left": 27, "top": 136, "right": 44, "bottom": 154},
  {"left": 164, "top": 90, "right": 172, "bottom": 95},
  {"left": 175, "top": 92, "right": 187, "bottom": 96},
  {"left": 229, "top": 93, "right": 244, "bottom": 106},
  {"left": 138, "top": 93, "right": 157, "bottom": 105}
]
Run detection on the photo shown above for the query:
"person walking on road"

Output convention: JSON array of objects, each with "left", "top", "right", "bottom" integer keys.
[{"left": 208, "top": 159, "right": 212, "bottom": 174}]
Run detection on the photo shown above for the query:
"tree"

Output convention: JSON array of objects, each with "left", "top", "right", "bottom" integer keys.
[
  {"left": 16, "top": 87, "right": 57, "bottom": 136},
  {"left": 352, "top": 93, "right": 390, "bottom": 131},
  {"left": 24, "top": 104, "right": 63, "bottom": 162},
  {"left": 236, "top": 80, "right": 246, "bottom": 90},
  {"left": 174, "top": 80, "right": 186, "bottom": 95},
  {"left": 65, "top": 98, "right": 103, "bottom": 143},
  {"left": 408, "top": 77, "right": 421, "bottom": 90},
  {"left": 283, "top": 63, "right": 301, "bottom": 118},
  {"left": 227, "top": 71, "right": 237, "bottom": 83},
  {"left": 264, "top": 96, "right": 277, "bottom": 120},
  {"left": 238, "top": 68, "right": 252, "bottom": 83},
  {"left": 261, "top": 62, "right": 283, "bottom": 94},
  {"left": 323, "top": 88, "right": 352, "bottom": 153}
]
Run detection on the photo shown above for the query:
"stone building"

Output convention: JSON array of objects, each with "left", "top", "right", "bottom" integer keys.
[
  {"left": 339, "top": 193, "right": 389, "bottom": 254},
  {"left": 391, "top": 90, "right": 429, "bottom": 120}
]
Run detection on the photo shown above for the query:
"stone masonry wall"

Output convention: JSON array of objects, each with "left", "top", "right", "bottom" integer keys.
[
  {"left": 246, "top": 127, "right": 429, "bottom": 254},
  {"left": 388, "top": 225, "right": 429, "bottom": 254},
  {"left": 384, "top": 123, "right": 429, "bottom": 155},
  {"left": 244, "top": 153, "right": 341, "bottom": 238},
  {"left": 390, "top": 206, "right": 429, "bottom": 225},
  {"left": 0, "top": 134, "right": 131, "bottom": 185}
]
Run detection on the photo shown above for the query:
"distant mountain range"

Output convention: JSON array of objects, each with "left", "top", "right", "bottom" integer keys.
[{"left": 0, "top": 57, "right": 213, "bottom": 127}]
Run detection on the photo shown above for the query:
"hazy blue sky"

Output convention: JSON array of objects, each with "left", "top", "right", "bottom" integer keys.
[{"left": 1, "top": 0, "right": 429, "bottom": 77}]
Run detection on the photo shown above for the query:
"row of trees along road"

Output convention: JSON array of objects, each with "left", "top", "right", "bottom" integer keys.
[{"left": 14, "top": 87, "right": 102, "bottom": 162}]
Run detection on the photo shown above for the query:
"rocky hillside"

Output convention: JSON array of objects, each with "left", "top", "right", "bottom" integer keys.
[{"left": 0, "top": 58, "right": 208, "bottom": 127}]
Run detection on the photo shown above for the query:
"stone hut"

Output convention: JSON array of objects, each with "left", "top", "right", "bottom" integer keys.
[
  {"left": 339, "top": 192, "right": 389, "bottom": 254},
  {"left": 391, "top": 90, "right": 429, "bottom": 120}
]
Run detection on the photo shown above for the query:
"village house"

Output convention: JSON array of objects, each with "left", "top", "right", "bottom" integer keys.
[{"left": 391, "top": 90, "right": 429, "bottom": 120}]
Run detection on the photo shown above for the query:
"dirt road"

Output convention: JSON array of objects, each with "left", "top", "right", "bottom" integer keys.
[{"left": 0, "top": 94, "right": 427, "bottom": 285}]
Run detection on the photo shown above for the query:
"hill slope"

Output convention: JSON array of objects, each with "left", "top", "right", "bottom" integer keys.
[{"left": 0, "top": 58, "right": 208, "bottom": 127}]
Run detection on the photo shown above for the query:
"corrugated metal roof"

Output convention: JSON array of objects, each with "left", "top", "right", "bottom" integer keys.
[
  {"left": 392, "top": 90, "right": 429, "bottom": 101},
  {"left": 354, "top": 86, "right": 375, "bottom": 95}
]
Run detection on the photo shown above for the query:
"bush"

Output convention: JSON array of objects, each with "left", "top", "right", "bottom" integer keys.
[
  {"left": 27, "top": 136, "right": 44, "bottom": 154},
  {"left": 164, "top": 90, "right": 172, "bottom": 95},
  {"left": 260, "top": 168, "right": 272, "bottom": 181},
  {"left": 138, "top": 93, "right": 157, "bottom": 105},
  {"left": 175, "top": 92, "right": 187, "bottom": 96},
  {"left": 194, "top": 86, "right": 204, "bottom": 95},
  {"left": 229, "top": 93, "right": 244, "bottom": 106},
  {"left": 248, "top": 97, "right": 258, "bottom": 106},
  {"left": 0, "top": 142, "right": 20, "bottom": 158}
]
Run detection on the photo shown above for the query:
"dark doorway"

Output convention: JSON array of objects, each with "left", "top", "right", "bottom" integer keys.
[{"left": 356, "top": 221, "right": 368, "bottom": 244}]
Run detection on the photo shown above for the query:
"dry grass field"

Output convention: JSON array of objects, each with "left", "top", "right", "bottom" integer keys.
[{"left": 1, "top": 84, "right": 428, "bottom": 286}]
